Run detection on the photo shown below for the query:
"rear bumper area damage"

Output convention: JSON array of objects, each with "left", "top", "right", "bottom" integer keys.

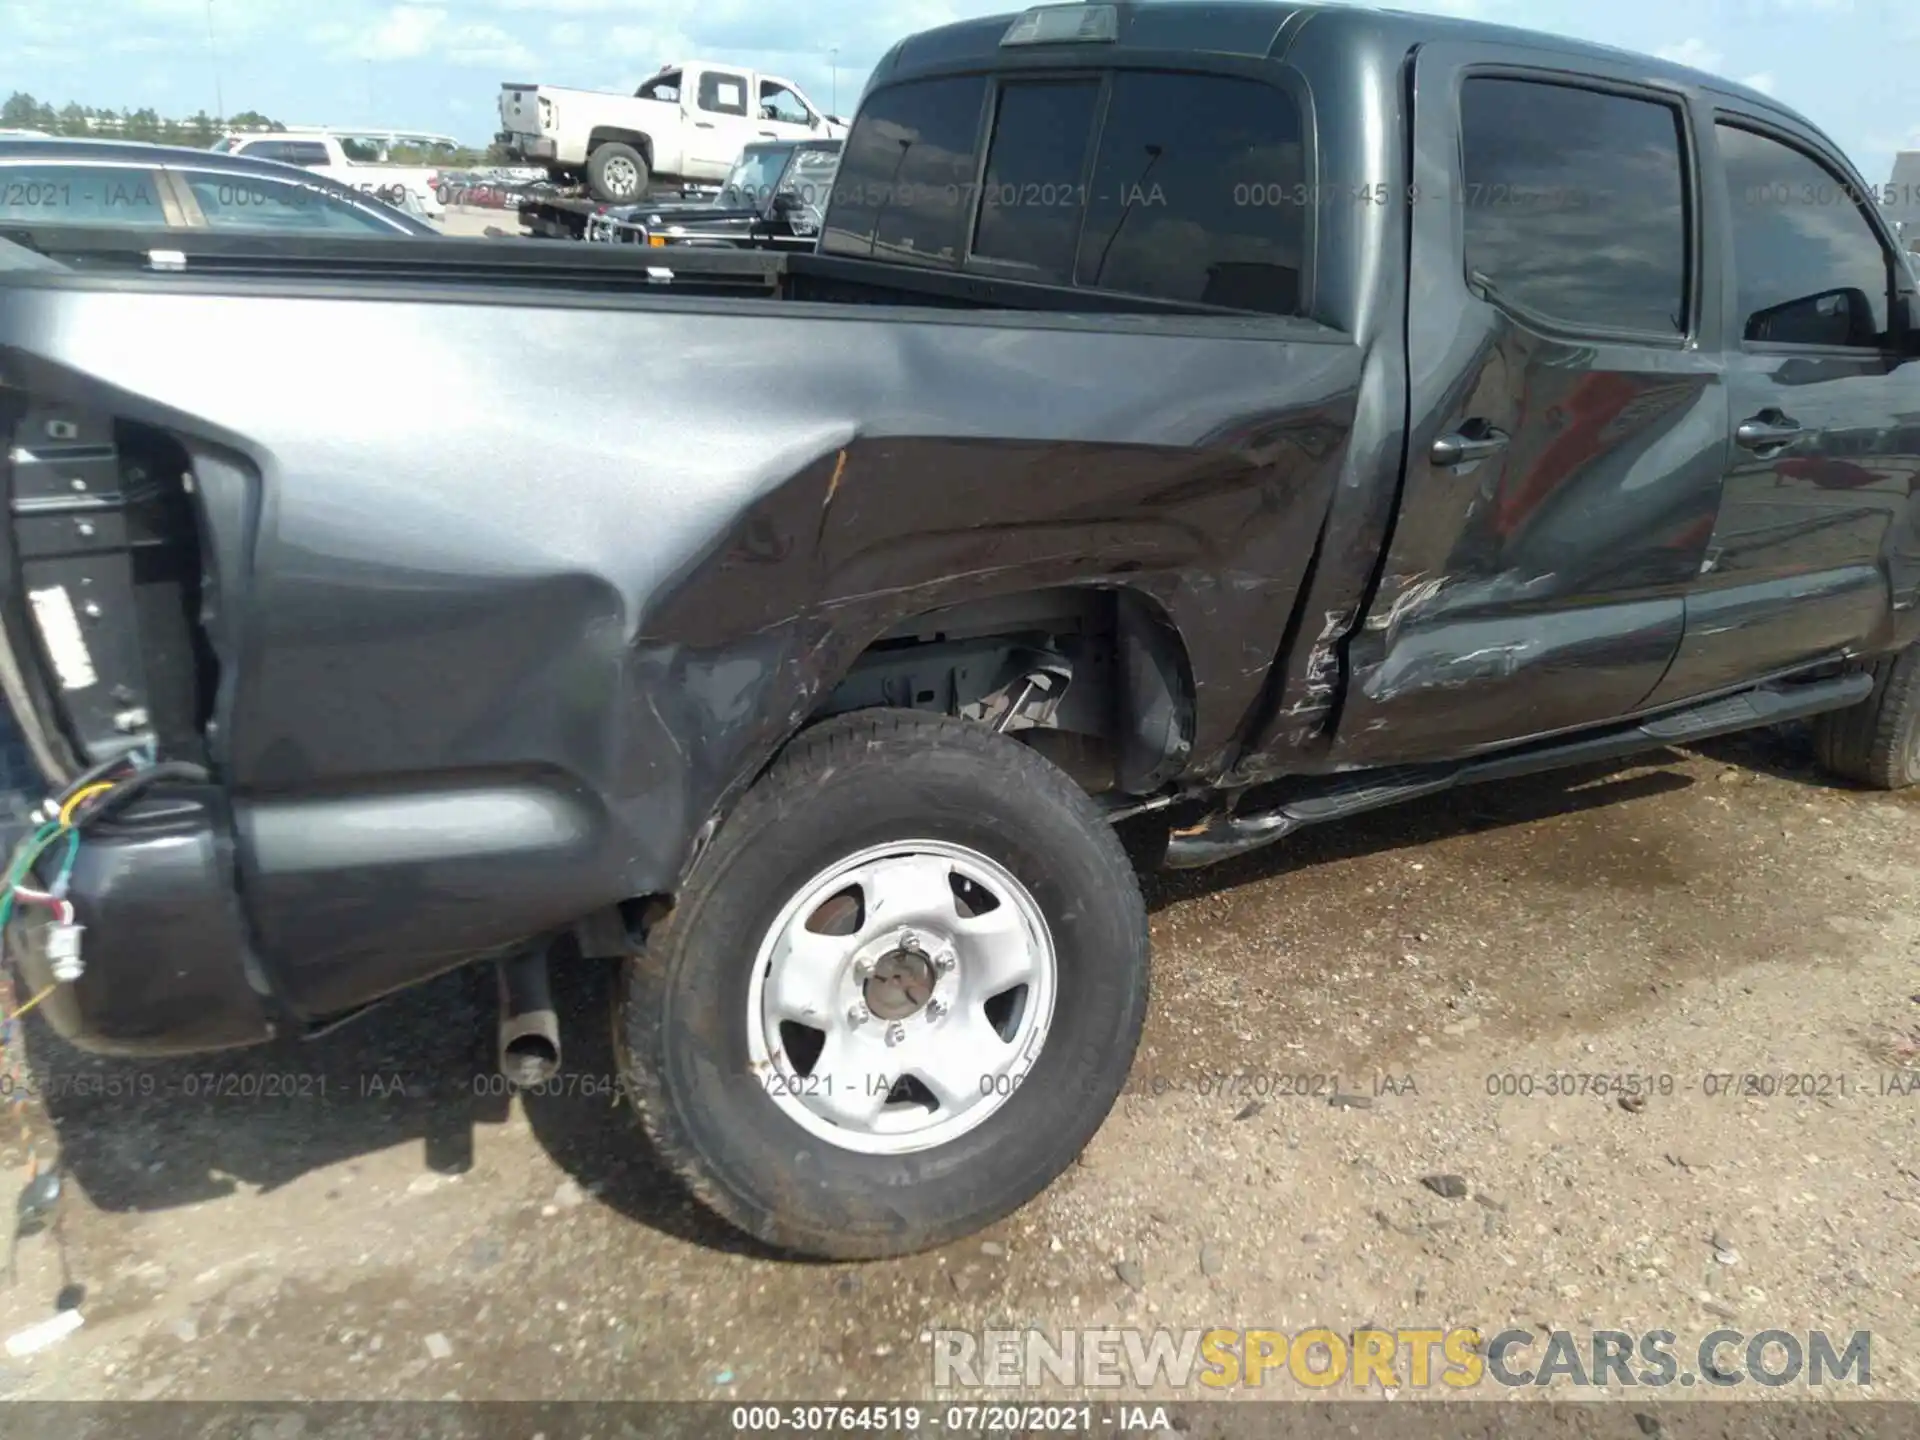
[{"left": 7, "top": 793, "right": 274, "bottom": 1055}]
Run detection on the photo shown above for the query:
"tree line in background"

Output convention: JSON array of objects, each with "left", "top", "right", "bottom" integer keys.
[
  {"left": 0, "top": 92, "right": 497, "bottom": 167},
  {"left": 2, "top": 91, "right": 282, "bottom": 147}
]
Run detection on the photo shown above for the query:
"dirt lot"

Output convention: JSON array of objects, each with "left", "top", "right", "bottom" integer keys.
[{"left": 0, "top": 723, "right": 1915, "bottom": 1414}]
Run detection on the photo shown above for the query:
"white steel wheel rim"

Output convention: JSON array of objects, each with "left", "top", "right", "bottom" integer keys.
[
  {"left": 745, "top": 839, "right": 1058, "bottom": 1156},
  {"left": 603, "top": 156, "right": 639, "bottom": 194}
]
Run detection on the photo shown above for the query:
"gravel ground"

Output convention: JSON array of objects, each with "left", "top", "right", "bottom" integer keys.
[{"left": 0, "top": 723, "right": 1914, "bottom": 1416}]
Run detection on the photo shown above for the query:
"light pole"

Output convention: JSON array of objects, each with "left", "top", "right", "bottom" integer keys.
[{"left": 204, "top": 0, "right": 225, "bottom": 120}]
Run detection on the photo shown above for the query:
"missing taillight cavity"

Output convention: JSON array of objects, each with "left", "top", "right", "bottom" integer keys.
[{"left": 3, "top": 407, "right": 215, "bottom": 768}]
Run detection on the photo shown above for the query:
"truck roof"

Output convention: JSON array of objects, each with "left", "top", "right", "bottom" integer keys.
[{"left": 873, "top": 1, "right": 1790, "bottom": 118}]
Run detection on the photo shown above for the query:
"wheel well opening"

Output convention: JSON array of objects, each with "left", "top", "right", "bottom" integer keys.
[
  {"left": 808, "top": 587, "right": 1194, "bottom": 799},
  {"left": 588, "top": 131, "right": 653, "bottom": 165}
]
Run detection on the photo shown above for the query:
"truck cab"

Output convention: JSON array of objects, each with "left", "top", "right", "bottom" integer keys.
[{"left": 498, "top": 62, "right": 847, "bottom": 204}]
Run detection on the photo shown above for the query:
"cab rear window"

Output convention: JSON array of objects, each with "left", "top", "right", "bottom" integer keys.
[
  {"left": 822, "top": 68, "right": 1308, "bottom": 317},
  {"left": 821, "top": 74, "right": 987, "bottom": 266}
]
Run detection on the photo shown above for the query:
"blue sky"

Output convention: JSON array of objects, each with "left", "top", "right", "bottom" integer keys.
[{"left": 4, "top": 0, "right": 1916, "bottom": 180}]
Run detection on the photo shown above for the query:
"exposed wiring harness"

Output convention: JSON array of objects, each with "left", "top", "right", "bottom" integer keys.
[{"left": 0, "top": 747, "right": 212, "bottom": 1022}]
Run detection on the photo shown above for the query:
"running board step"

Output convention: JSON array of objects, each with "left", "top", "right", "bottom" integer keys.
[{"left": 1164, "top": 671, "right": 1873, "bottom": 870}]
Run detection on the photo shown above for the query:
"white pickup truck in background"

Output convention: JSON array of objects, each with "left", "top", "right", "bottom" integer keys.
[
  {"left": 213, "top": 130, "right": 448, "bottom": 220},
  {"left": 498, "top": 62, "right": 848, "bottom": 203}
]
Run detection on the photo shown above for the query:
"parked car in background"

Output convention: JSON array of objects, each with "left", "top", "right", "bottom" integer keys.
[
  {"left": 499, "top": 61, "right": 847, "bottom": 203},
  {"left": 586, "top": 138, "right": 841, "bottom": 249},
  {"left": 436, "top": 166, "right": 549, "bottom": 204},
  {"left": 212, "top": 129, "right": 448, "bottom": 220},
  {"left": 0, "top": 138, "right": 437, "bottom": 236}
]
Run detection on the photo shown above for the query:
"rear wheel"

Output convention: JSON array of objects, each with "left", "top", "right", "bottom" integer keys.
[
  {"left": 615, "top": 710, "right": 1150, "bottom": 1259},
  {"left": 588, "top": 143, "right": 648, "bottom": 204},
  {"left": 1813, "top": 647, "right": 1920, "bottom": 788}
]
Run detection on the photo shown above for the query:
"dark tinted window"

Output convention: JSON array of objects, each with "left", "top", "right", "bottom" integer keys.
[
  {"left": 184, "top": 173, "right": 400, "bottom": 234},
  {"left": 822, "top": 75, "right": 986, "bottom": 267},
  {"left": 0, "top": 164, "right": 168, "bottom": 225},
  {"left": 970, "top": 80, "right": 1101, "bottom": 284},
  {"left": 1719, "top": 124, "right": 1891, "bottom": 347},
  {"left": 698, "top": 72, "right": 749, "bottom": 118},
  {"left": 1460, "top": 78, "right": 1688, "bottom": 335},
  {"left": 1075, "top": 72, "right": 1305, "bottom": 315}
]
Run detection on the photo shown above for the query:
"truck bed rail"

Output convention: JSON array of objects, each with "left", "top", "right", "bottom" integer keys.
[{"left": 0, "top": 226, "right": 787, "bottom": 297}]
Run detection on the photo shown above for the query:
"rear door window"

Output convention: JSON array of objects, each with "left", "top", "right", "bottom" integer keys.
[
  {"left": 1075, "top": 71, "right": 1307, "bottom": 315},
  {"left": 698, "top": 72, "right": 750, "bottom": 118},
  {"left": 1458, "top": 77, "right": 1690, "bottom": 337},
  {"left": 0, "top": 164, "right": 170, "bottom": 226},
  {"left": 821, "top": 75, "right": 988, "bottom": 266},
  {"left": 968, "top": 79, "right": 1102, "bottom": 284}
]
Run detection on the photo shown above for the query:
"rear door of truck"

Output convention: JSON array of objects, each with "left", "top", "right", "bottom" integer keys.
[
  {"left": 1335, "top": 40, "right": 1728, "bottom": 765},
  {"left": 684, "top": 67, "right": 758, "bottom": 177}
]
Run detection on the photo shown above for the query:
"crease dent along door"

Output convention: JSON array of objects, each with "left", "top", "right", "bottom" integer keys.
[{"left": 1333, "top": 48, "right": 1728, "bottom": 766}]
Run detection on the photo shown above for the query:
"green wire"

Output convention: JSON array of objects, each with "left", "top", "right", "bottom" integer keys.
[
  {"left": 48, "top": 829, "right": 80, "bottom": 898},
  {"left": 0, "top": 821, "right": 80, "bottom": 940}
]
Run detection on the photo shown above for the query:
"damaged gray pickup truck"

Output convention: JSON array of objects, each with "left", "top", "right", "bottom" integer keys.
[{"left": 3, "top": 2, "right": 1919, "bottom": 1259}]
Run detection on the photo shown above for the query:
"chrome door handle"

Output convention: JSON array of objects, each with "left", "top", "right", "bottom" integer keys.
[
  {"left": 1430, "top": 424, "right": 1511, "bottom": 467},
  {"left": 1735, "top": 414, "right": 1805, "bottom": 452}
]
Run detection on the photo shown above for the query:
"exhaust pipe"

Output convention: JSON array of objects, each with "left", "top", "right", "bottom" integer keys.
[{"left": 497, "top": 948, "right": 561, "bottom": 1088}]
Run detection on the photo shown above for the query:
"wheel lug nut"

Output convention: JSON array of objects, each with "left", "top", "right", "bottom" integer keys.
[
  {"left": 934, "top": 951, "right": 955, "bottom": 974},
  {"left": 898, "top": 929, "right": 920, "bottom": 952},
  {"left": 847, "top": 1002, "right": 869, "bottom": 1026},
  {"left": 926, "top": 999, "right": 946, "bottom": 1021},
  {"left": 885, "top": 1022, "right": 905, "bottom": 1047},
  {"left": 853, "top": 958, "right": 874, "bottom": 982}
]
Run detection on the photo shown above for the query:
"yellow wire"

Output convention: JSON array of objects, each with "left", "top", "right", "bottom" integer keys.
[
  {"left": 7, "top": 984, "right": 57, "bottom": 1021},
  {"left": 58, "top": 783, "right": 114, "bottom": 828}
]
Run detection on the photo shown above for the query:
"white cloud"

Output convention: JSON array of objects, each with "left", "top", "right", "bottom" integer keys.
[
  {"left": 1654, "top": 38, "right": 1725, "bottom": 73},
  {"left": 364, "top": 5, "right": 445, "bottom": 61},
  {"left": 1739, "top": 71, "right": 1778, "bottom": 94},
  {"left": 307, "top": 5, "right": 537, "bottom": 69}
]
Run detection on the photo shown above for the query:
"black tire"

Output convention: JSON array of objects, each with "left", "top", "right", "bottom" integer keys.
[
  {"left": 1813, "top": 648, "right": 1920, "bottom": 788},
  {"left": 615, "top": 710, "right": 1150, "bottom": 1260},
  {"left": 587, "top": 143, "right": 649, "bottom": 204}
]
